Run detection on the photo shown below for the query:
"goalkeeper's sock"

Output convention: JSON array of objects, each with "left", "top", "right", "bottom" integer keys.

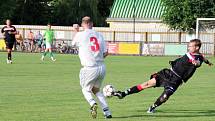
[{"left": 124, "top": 84, "right": 144, "bottom": 96}]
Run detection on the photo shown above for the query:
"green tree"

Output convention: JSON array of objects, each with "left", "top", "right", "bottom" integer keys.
[
  {"left": 0, "top": 0, "right": 114, "bottom": 26},
  {"left": 162, "top": 0, "right": 215, "bottom": 32},
  {"left": 52, "top": 0, "right": 113, "bottom": 26},
  {"left": 97, "top": 0, "right": 114, "bottom": 26},
  {"left": 0, "top": 0, "right": 16, "bottom": 24},
  {"left": 13, "top": 0, "right": 53, "bottom": 25}
]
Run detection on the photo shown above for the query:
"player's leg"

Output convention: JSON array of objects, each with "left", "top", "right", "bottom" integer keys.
[
  {"left": 49, "top": 48, "right": 56, "bottom": 61},
  {"left": 92, "top": 65, "right": 112, "bottom": 118},
  {"left": 114, "top": 78, "right": 157, "bottom": 99},
  {"left": 6, "top": 43, "right": 14, "bottom": 64},
  {"left": 45, "top": 42, "right": 55, "bottom": 61},
  {"left": 7, "top": 48, "right": 12, "bottom": 63},
  {"left": 147, "top": 86, "right": 176, "bottom": 113},
  {"left": 80, "top": 67, "right": 99, "bottom": 118},
  {"left": 81, "top": 85, "right": 97, "bottom": 119},
  {"left": 41, "top": 48, "right": 48, "bottom": 60},
  {"left": 5, "top": 42, "right": 10, "bottom": 63},
  {"left": 92, "top": 87, "right": 112, "bottom": 118},
  {"left": 41, "top": 42, "right": 51, "bottom": 61}
]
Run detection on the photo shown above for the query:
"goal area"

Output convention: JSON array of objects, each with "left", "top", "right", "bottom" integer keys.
[{"left": 196, "top": 18, "right": 215, "bottom": 56}]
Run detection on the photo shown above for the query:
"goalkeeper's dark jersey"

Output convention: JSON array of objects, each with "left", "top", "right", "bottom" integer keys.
[
  {"left": 170, "top": 53, "right": 208, "bottom": 83},
  {"left": 1, "top": 25, "right": 16, "bottom": 43}
]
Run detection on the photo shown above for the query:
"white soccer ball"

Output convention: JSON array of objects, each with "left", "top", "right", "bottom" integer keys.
[{"left": 103, "top": 85, "right": 115, "bottom": 98}]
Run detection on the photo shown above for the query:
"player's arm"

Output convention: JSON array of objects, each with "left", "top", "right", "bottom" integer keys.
[
  {"left": 1, "top": 27, "right": 5, "bottom": 35},
  {"left": 11, "top": 26, "right": 17, "bottom": 34},
  {"left": 100, "top": 33, "right": 108, "bottom": 58},
  {"left": 203, "top": 57, "right": 213, "bottom": 66},
  {"left": 199, "top": 53, "right": 213, "bottom": 66},
  {"left": 8, "top": 26, "right": 17, "bottom": 34},
  {"left": 71, "top": 32, "right": 79, "bottom": 47},
  {"left": 1, "top": 27, "right": 6, "bottom": 39}
]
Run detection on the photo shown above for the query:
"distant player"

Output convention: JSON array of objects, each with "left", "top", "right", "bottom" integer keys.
[
  {"left": 113, "top": 39, "right": 213, "bottom": 113},
  {"left": 1, "top": 19, "right": 17, "bottom": 64},
  {"left": 72, "top": 16, "right": 112, "bottom": 119},
  {"left": 41, "top": 23, "right": 56, "bottom": 61}
]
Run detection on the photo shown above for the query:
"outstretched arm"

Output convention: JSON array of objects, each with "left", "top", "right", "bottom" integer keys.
[{"left": 203, "top": 57, "right": 213, "bottom": 66}]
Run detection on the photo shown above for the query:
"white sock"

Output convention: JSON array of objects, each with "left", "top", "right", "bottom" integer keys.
[
  {"left": 82, "top": 89, "right": 96, "bottom": 106},
  {"left": 95, "top": 92, "right": 111, "bottom": 115}
]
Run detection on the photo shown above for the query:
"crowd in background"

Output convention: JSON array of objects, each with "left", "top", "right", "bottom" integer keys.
[{"left": 14, "top": 24, "right": 80, "bottom": 54}]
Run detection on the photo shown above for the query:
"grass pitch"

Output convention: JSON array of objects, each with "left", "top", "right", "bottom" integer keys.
[{"left": 0, "top": 52, "right": 214, "bottom": 121}]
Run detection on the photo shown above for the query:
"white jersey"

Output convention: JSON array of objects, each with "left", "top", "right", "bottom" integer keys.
[{"left": 72, "top": 29, "right": 107, "bottom": 67}]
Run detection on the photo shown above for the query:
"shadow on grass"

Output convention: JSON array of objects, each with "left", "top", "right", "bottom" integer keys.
[{"left": 113, "top": 109, "right": 215, "bottom": 119}]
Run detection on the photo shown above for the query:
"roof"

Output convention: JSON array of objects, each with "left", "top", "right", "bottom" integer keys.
[{"left": 108, "top": 0, "right": 165, "bottom": 21}]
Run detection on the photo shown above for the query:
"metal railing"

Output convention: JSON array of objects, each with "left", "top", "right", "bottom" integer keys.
[{"left": 0, "top": 26, "right": 214, "bottom": 56}]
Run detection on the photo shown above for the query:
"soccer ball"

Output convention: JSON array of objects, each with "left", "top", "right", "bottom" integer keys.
[{"left": 103, "top": 85, "right": 115, "bottom": 98}]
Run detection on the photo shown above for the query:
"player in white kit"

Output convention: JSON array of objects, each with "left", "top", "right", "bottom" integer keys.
[{"left": 72, "top": 16, "right": 112, "bottom": 119}]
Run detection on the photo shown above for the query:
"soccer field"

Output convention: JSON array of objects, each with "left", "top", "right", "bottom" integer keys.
[{"left": 0, "top": 52, "right": 214, "bottom": 121}]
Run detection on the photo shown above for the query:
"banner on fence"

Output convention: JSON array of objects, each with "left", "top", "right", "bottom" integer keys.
[
  {"left": 0, "top": 39, "right": 5, "bottom": 50},
  {"left": 142, "top": 43, "right": 164, "bottom": 55},
  {"left": 164, "top": 44, "right": 187, "bottom": 55},
  {"left": 107, "top": 43, "right": 119, "bottom": 54},
  {"left": 118, "top": 43, "right": 140, "bottom": 54}
]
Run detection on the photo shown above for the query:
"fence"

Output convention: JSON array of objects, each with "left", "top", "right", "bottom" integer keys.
[{"left": 0, "top": 25, "right": 214, "bottom": 56}]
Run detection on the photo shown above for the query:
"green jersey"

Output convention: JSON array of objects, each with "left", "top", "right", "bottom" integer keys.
[{"left": 44, "top": 29, "right": 54, "bottom": 43}]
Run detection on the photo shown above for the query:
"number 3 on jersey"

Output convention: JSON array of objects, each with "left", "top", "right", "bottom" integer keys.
[{"left": 90, "top": 37, "right": 100, "bottom": 52}]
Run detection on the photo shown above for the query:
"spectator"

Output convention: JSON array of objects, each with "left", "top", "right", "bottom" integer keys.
[
  {"left": 27, "top": 29, "right": 34, "bottom": 52},
  {"left": 72, "top": 24, "right": 80, "bottom": 40},
  {"left": 71, "top": 24, "right": 80, "bottom": 54},
  {"left": 15, "top": 31, "right": 24, "bottom": 51},
  {"left": 35, "top": 31, "right": 43, "bottom": 52}
]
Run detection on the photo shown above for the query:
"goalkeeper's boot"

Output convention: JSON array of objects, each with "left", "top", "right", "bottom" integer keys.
[
  {"left": 147, "top": 106, "right": 156, "bottom": 113},
  {"left": 112, "top": 91, "right": 125, "bottom": 99},
  {"left": 90, "top": 103, "right": 98, "bottom": 118}
]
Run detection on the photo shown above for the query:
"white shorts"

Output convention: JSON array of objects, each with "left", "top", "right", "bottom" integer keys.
[
  {"left": 46, "top": 42, "right": 52, "bottom": 49},
  {"left": 80, "top": 64, "right": 106, "bottom": 91}
]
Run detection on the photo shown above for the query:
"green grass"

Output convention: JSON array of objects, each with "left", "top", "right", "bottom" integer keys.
[{"left": 0, "top": 52, "right": 214, "bottom": 121}]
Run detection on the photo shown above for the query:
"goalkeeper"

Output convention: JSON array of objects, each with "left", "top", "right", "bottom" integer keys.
[{"left": 113, "top": 39, "right": 213, "bottom": 113}]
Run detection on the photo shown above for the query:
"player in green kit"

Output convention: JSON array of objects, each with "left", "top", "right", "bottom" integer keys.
[{"left": 41, "top": 23, "right": 56, "bottom": 61}]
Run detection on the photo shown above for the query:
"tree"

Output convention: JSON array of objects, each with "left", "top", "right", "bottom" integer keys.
[
  {"left": 52, "top": 0, "right": 113, "bottom": 26},
  {"left": 162, "top": 0, "right": 215, "bottom": 32},
  {"left": 13, "top": 0, "right": 53, "bottom": 25},
  {"left": 0, "top": 0, "right": 114, "bottom": 26},
  {"left": 0, "top": 0, "right": 16, "bottom": 24},
  {"left": 97, "top": 0, "right": 114, "bottom": 26}
]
